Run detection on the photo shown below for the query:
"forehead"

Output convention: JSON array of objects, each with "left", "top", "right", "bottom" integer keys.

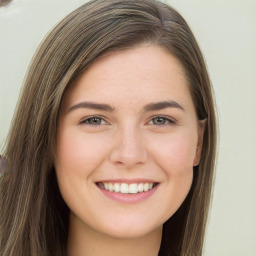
[{"left": 62, "top": 45, "right": 194, "bottom": 112}]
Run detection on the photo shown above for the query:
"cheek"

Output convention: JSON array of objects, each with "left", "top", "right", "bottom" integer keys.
[
  {"left": 55, "top": 128, "right": 109, "bottom": 175},
  {"left": 54, "top": 128, "right": 111, "bottom": 211},
  {"left": 148, "top": 132, "right": 196, "bottom": 218},
  {"left": 148, "top": 129, "right": 197, "bottom": 174}
]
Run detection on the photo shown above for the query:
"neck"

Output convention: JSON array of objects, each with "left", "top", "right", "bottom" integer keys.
[{"left": 67, "top": 214, "right": 162, "bottom": 256}]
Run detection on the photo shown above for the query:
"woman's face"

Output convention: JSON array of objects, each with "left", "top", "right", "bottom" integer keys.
[{"left": 55, "top": 45, "right": 205, "bottom": 239}]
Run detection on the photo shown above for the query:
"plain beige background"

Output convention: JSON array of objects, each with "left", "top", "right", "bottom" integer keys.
[{"left": 0, "top": 0, "right": 256, "bottom": 255}]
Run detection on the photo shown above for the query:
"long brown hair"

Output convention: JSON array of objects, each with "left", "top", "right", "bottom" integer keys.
[{"left": 0, "top": 0, "right": 217, "bottom": 255}]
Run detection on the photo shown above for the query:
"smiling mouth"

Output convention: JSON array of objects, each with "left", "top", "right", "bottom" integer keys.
[{"left": 96, "top": 182, "right": 159, "bottom": 194}]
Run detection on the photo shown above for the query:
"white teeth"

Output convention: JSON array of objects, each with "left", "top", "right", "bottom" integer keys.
[
  {"left": 144, "top": 183, "right": 149, "bottom": 192},
  {"left": 129, "top": 183, "right": 138, "bottom": 194},
  {"left": 109, "top": 183, "right": 114, "bottom": 192},
  {"left": 100, "top": 182, "right": 155, "bottom": 194},
  {"left": 138, "top": 183, "right": 144, "bottom": 192},
  {"left": 120, "top": 183, "right": 129, "bottom": 193},
  {"left": 114, "top": 183, "right": 120, "bottom": 192}
]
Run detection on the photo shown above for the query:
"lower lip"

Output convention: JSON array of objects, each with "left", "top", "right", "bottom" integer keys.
[{"left": 97, "top": 185, "right": 159, "bottom": 204}]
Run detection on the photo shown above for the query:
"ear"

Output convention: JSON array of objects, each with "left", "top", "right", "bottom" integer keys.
[{"left": 193, "top": 119, "right": 206, "bottom": 166}]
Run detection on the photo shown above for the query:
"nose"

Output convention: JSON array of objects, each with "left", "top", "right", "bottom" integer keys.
[{"left": 109, "top": 126, "right": 148, "bottom": 169}]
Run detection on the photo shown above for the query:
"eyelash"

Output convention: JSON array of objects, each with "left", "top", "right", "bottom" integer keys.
[
  {"left": 148, "top": 116, "right": 176, "bottom": 126},
  {"left": 79, "top": 116, "right": 108, "bottom": 126},
  {"left": 79, "top": 115, "right": 176, "bottom": 127}
]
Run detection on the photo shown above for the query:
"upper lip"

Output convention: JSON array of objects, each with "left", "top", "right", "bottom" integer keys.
[{"left": 96, "top": 179, "right": 159, "bottom": 184}]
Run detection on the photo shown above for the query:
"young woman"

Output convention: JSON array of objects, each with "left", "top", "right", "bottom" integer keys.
[{"left": 0, "top": 0, "right": 217, "bottom": 255}]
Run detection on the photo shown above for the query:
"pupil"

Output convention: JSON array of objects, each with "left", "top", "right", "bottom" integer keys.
[
  {"left": 90, "top": 118, "right": 100, "bottom": 124},
  {"left": 154, "top": 117, "right": 165, "bottom": 125}
]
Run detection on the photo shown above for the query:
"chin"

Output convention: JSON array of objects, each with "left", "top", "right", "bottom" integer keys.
[
  {"left": 100, "top": 223, "right": 162, "bottom": 240},
  {"left": 90, "top": 212, "right": 165, "bottom": 240}
]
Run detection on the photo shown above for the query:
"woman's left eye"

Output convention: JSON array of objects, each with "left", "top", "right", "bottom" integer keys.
[
  {"left": 149, "top": 116, "right": 176, "bottom": 126},
  {"left": 80, "top": 116, "right": 107, "bottom": 126}
]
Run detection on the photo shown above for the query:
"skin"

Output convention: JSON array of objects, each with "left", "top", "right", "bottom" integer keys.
[{"left": 55, "top": 45, "right": 205, "bottom": 256}]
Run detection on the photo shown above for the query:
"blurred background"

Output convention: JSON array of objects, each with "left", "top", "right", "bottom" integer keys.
[{"left": 0, "top": 0, "right": 255, "bottom": 255}]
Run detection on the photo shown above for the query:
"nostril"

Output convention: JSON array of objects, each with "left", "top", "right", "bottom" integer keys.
[
  {"left": 114, "top": 159, "right": 145, "bottom": 168},
  {"left": 111, "top": 145, "right": 148, "bottom": 165}
]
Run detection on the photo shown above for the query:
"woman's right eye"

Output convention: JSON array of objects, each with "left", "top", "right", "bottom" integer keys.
[{"left": 80, "top": 116, "right": 107, "bottom": 126}]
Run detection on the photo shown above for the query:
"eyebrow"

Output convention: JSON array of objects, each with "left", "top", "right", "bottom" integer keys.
[
  {"left": 66, "top": 102, "right": 115, "bottom": 113},
  {"left": 66, "top": 100, "right": 185, "bottom": 114},
  {"left": 143, "top": 100, "right": 185, "bottom": 112}
]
